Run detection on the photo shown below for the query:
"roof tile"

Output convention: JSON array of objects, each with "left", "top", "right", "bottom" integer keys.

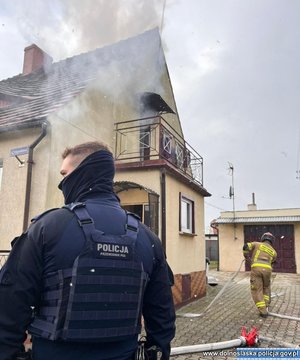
[{"left": 0, "top": 29, "right": 161, "bottom": 131}]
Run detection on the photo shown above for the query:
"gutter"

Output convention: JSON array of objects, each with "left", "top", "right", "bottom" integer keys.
[
  {"left": 160, "top": 168, "right": 166, "bottom": 252},
  {"left": 22, "top": 121, "right": 48, "bottom": 231}
]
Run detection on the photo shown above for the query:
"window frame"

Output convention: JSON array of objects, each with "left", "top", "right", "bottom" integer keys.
[{"left": 179, "top": 192, "right": 195, "bottom": 235}]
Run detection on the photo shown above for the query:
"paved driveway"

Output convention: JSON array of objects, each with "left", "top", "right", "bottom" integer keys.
[{"left": 171, "top": 271, "right": 300, "bottom": 359}]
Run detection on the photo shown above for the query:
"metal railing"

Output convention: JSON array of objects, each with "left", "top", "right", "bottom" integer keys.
[{"left": 114, "top": 116, "right": 203, "bottom": 186}]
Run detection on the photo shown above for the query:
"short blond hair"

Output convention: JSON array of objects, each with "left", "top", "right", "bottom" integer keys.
[
  {"left": 61, "top": 141, "right": 112, "bottom": 169},
  {"left": 62, "top": 141, "right": 111, "bottom": 159}
]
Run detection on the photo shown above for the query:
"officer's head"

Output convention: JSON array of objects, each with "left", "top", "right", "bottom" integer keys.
[
  {"left": 59, "top": 141, "right": 115, "bottom": 204},
  {"left": 60, "top": 141, "right": 111, "bottom": 178},
  {"left": 261, "top": 232, "right": 275, "bottom": 245}
]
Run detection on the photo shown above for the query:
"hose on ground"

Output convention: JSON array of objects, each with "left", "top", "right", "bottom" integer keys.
[
  {"left": 170, "top": 338, "right": 246, "bottom": 356},
  {"left": 268, "top": 312, "right": 300, "bottom": 321},
  {"left": 259, "top": 335, "right": 299, "bottom": 348},
  {"left": 173, "top": 264, "right": 299, "bottom": 355},
  {"left": 177, "top": 259, "right": 245, "bottom": 318}
]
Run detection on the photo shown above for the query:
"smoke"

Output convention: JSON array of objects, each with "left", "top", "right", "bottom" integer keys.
[
  {"left": 1, "top": 0, "right": 170, "bottom": 167},
  {"left": 9, "top": 0, "right": 165, "bottom": 61},
  {"left": 2, "top": 0, "right": 169, "bottom": 117}
]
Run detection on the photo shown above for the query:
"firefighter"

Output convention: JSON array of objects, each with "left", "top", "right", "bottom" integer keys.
[{"left": 243, "top": 232, "right": 277, "bottom": 317}]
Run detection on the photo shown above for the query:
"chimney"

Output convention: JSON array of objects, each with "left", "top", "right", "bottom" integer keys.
[
  {"left": 23, "top": 44, "right": 53, "bottom": 75},
  {"left": 247, "top": 192, "right": 257, "bottom": 211}
]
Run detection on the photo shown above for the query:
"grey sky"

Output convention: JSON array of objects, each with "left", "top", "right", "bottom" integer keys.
[
  {"left": 1, "top": 0, "right": 300, "bottom": 230},
  {"left": 162, "top": 0, "right": 300, "bottom": 229}
]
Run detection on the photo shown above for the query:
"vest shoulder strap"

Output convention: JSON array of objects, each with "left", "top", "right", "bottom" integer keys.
[{"left": 63, "top": 202, "right": 139, "bottom": 240}]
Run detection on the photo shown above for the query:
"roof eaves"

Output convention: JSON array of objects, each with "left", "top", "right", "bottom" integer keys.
[
  {"left": 215, "top": 216, "right": 300, "bottom": 224},
  {"left": 0, "top": 118, "right": 48, "bottom": 133}
]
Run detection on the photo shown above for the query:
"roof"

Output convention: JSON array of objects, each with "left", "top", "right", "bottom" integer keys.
[
  {"left": 0, "top": 28, "right": 163, "bottom": 132},
  {"left": 215, "top": 216, "right": 300, "bottom": 224}
]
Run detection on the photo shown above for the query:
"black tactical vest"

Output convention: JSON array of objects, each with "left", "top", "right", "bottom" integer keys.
[{"left": 29, "top": 203, "right": 149, "bottom": 342}]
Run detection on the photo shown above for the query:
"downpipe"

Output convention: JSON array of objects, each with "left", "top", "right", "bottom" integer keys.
[{"left": 23, "top": 121, "right": 48, "bottom": 231}]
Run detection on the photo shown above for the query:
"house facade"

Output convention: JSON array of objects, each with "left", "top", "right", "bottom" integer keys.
[
  {"left": 0, "top": 29, "right": 210, "bottom": 306},
  {"left": 214, "top": 204, "right": 300, "bottom": 274}
]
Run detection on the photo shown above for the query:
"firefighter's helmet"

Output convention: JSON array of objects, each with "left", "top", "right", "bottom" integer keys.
[{"left": 261, "top": 232, "right": 275, "bottom": 244}]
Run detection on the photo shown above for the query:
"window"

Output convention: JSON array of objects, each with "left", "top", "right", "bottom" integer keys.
[
  {"left": 122, "top": 204, "right": 143, "bottom": 221},
  {"left": 122, "top": 202, "right": 159, "bottom": 236},
  {"left": 179, "top": 193, "right": 195, "bottom": 234},
  {"left": 0, "top": 160, "right": 3, "bottom": 191}
]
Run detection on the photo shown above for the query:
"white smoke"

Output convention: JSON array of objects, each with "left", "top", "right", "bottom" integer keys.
[{"left": 9, "top": 0, "right": 165, "bottom": 62}]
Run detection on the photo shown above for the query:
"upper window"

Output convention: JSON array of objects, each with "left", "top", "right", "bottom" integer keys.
[{"left": 179, "top": 193, "right": 195, "bottom": 234}]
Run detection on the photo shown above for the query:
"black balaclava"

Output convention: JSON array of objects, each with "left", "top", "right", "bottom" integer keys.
[{"left": 58, "top": 149, "right": 115, "bottom": 204}]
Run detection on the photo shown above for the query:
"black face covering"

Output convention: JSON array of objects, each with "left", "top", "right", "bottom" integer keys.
[{"left": 58, "top": 150, "right": 115, "bottom": 204}]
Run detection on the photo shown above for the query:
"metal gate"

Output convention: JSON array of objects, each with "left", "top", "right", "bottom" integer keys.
[{"left": 244, "top": 224, "right": 296, "bottom": 273}]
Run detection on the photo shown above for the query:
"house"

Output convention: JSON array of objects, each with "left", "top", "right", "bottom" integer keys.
[
  {"left": 0, "top": 29, "right": 211, "bottom": 306},
  {"left": 214, "top": 198, "right": 300, "bottom": 274}
]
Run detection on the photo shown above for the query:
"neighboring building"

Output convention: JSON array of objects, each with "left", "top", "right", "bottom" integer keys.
[
  {"left": 0, "top": 29, "right": 211, "bottom": 306},
  {"left": 205, "top": 233, "right": 219, "bottom": 262},
  {"left": 214, "top": 201, "right": 300, "bottom": 274},
  {"left": 205, "top": 221, "right": 219, "bottom": 263}
]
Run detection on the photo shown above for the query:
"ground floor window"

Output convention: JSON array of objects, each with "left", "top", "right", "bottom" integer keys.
[{"left": 179, "top": 193, "right": 195, "bottom": 234}]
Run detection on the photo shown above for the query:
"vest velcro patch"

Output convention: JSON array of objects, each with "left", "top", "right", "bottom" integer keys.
[{"left": 94, "top": 241, "right": 132, "bottom": 260}]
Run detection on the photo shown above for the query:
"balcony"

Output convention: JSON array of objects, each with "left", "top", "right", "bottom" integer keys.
[{"left": 114, "top": 116, "right": 203, "bottom": 186}]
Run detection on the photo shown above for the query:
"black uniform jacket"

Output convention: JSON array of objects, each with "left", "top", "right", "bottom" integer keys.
[{"left": 0, "top": 151, "right": 176, "bottom": 360}]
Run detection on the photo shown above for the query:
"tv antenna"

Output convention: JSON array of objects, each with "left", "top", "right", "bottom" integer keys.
[
  {"left": 228, "top": 162, "right": 237, "bottom": 240},
  {"left": 228, "top": 162, "right": 235, "bottom": 218}
]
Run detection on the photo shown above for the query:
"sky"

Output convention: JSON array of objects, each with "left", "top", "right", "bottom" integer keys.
[{"left": 1, "top": 0, "right": 300, "bottom": 231}]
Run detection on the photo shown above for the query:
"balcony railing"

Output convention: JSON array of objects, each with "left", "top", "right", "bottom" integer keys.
[{"left": 114, "top": 116, "right": 203, "bottom": 186}]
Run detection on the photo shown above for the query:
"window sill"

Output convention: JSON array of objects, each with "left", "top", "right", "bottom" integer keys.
[{"left": 179, "top": 231, "right": 197, "bottom": 237}]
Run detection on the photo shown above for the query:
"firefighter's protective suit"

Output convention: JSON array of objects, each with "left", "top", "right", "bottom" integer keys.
[{"left": 243, "top": 232, "right": 277, "bottom": 317}]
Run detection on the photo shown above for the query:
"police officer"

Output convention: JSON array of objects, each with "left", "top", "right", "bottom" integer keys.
[
  {"left": 243, "top": 232, "right": 277, "bottom": 317},
  {"left": 0, "top": 141, "right": 176, "bottom": 360}
]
